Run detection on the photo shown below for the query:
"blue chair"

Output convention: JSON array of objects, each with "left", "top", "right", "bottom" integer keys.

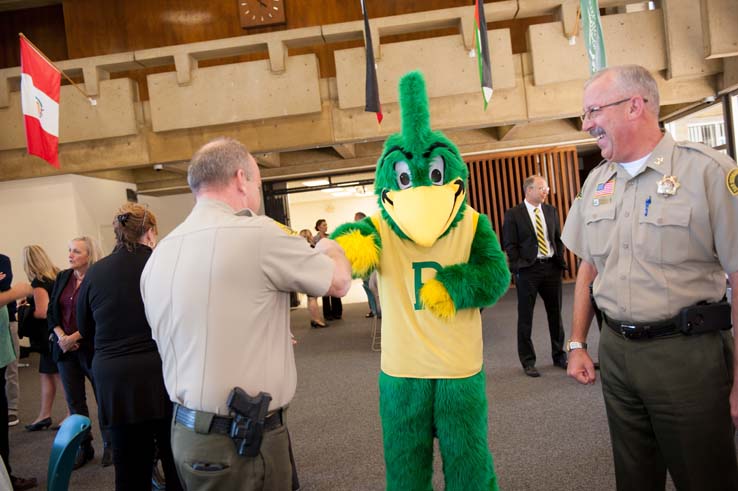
[{"left": 47, "top": 415, "right": 91, "bottom": 491}]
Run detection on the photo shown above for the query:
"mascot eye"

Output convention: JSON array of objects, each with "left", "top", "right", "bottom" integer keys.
[
  {"left": 428, "top": 155, "right": 445, "bottom": 185},
  {"left": 394, "top": 161, "right": 413, "bottom": 190}
]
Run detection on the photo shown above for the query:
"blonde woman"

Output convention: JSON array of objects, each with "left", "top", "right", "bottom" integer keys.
[
  {"left": 47, "top": 236, "right": 111, "bottom": 469},
  {"left": 21, "top": 245, "right": 66, "bottom": 432}
]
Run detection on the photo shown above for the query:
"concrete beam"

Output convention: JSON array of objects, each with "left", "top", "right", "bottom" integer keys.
[
  {"left": 147, "top": 54, "right": 322, "bottom": 132},
  {"left": 528, "top": 9, "right": 666, "bottom": 86},
  {"left": 700, "top": 0, "right": 738, "bottom": 59},
  {"left": 662, "top": 0, "right": 722, "bottom": 79},
  {"left": 0, "top": 134, "right": 150, "bottom": 181},
  {"left": 255, "top": 152, "right": 281, "bottom": 168},
  {"left": 334, "top": 29, "right": 514, "bottom": 111},
  {"left": 333, "top": 144, "right": 356, "bottom": 159},
  {"left": 496, "top": 125, "right": 519, "bottom": 141},
  {"left": 0, "top": 78, "right": 140, "bottom": 151}
]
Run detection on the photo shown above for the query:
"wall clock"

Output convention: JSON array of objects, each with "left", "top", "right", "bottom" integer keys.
[{"left": 239, "top": 0, "right": 286, "bottom": 28}]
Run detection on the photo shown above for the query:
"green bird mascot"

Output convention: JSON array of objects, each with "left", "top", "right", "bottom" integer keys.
[{"left": 331, "top": 71, "right": 510, "bottom": 491}]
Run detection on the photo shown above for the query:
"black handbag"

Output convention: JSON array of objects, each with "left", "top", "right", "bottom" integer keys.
[
  {"left": 17, "top": 298, "right": 50, "bottom": 354},
  {"left": 16, "top": 300, "right": 34, "bottom": 339}
]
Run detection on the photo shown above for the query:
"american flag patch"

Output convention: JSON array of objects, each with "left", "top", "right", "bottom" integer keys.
[{"left": 594, "top": 180, "right": 615, "bottom": 198}]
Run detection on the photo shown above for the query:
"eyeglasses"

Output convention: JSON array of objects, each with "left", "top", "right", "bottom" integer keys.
[{"left": 580, "top": 97, "right": 648, "bottom": 122}]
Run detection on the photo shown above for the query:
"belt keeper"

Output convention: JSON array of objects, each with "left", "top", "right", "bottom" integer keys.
[{"left": 194, "top": 411, "right": 215, "bottom": 434}]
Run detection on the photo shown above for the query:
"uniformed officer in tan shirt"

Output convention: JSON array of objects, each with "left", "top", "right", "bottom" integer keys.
[
  {"left": 141, "top": 137, "right": 352, "bottom": 491},
  {"left": 562, "top": 65, "right": 738, "bottom": 490}
]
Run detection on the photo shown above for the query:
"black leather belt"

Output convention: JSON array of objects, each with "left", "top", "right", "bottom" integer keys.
[
  {"left": 174, "top": 404, "right": 283, "bottom": 434},
  {"left": 604, "top": 313, "right": 680, "bottom": 340},
  {"left": 535, "top": 257, "right": 554, "bottom": 263}
]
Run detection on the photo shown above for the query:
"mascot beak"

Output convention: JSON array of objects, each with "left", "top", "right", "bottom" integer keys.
[{"left": 382, "top": 179, "right": 465, "bottom": 247}]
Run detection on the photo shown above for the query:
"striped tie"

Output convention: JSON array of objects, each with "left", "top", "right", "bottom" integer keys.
[{"left": 534, "top": 208, "right": 549, "bottom": 256}]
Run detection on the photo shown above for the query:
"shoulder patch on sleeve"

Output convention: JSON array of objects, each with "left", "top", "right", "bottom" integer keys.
[
  {"left": 727, "top": 168, "right": 738, "bottom": 196},
  {"left": 274, "top": 220, "right": 299, "bottom": 236}
]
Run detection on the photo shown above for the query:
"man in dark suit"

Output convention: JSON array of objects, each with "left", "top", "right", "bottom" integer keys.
[{"left": 502, "top": 175, "right": 567, "bottom": 377}]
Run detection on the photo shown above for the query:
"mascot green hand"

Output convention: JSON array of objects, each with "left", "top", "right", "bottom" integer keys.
[{"left": 333, "top": 71, "right": 509, "bottom": 491}]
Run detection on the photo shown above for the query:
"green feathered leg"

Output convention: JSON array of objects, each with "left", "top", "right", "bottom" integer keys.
[
  {"left": 379, "top": 371, "right": 499, "bottom": 491},
  {"left": 379, "top": 372, "right": 434, "bottom": 491},
  {"left": 435, "top": 370, "right": 499, "bottom": 491}
]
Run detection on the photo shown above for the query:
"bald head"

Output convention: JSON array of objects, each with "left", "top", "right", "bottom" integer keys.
[
  {"left": 187, "top": 137, "right": 255, "bottom": 194},
  {"left": 585, "top": 65, "right": 660, "bottom": 118}
]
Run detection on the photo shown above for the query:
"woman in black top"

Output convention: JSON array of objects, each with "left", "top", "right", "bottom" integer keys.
[
  {"left": 77, "top": 203, "right": 181, "bottom": 491},
  {"left": 47, "top": 235, "right": 111, "bottom": 469},
  {"left": 21, "top": 245, "right": 64, "bottom": 431}
]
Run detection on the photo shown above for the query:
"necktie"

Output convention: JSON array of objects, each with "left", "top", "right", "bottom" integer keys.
[{"left": 534, "top": 208, "right": 549, "bottom": 256}]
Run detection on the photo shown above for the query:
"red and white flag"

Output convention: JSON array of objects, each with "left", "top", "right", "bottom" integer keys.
[{"left": 20, "top": 36, "right": 61, "bottom": 168}]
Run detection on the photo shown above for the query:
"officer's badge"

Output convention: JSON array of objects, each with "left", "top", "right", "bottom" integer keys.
[
  {"left": 656, "top": 175, "right": 680, "bottom": 197},
  {"left": 727, "top": 168, "right": 738, "bottom": 197}
]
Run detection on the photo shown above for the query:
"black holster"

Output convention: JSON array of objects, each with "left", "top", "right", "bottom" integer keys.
[
  {"left": 679, "top": 301, "right": 732, "bottom": 335},
  {"left": 227, "top": 387, "right": 272, "bottom": 457}
]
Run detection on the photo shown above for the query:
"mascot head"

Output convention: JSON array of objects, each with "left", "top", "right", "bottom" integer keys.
[{"left": 375, "top": 71, "right": 468, "bottom": 248}]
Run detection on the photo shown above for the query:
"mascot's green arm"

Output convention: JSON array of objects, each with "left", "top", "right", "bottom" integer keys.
[
  {"left": 435, "top": 213, "right": 510, "bottom": 310},
  {"left": 330, "top": 218, "right": 382, "bottom": 278}
]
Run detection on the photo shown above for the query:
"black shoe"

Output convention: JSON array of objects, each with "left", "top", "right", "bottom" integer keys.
[
  {"left": 365, "top": 312, "right": 375, "bottom": 318},
  {"left": 523, "top": 365, "right": 541, "bottom": 378},
  {"left": 73, "top": 443, "right": 94, "bottom": 470},
  {"left": 10, "top": 475, "right": 37, "bottom": 490},
  {"left": 101, "top": 444, "right": 113, "bottom": 467},
  {"left": 24, "top": 417, "right": 52, "bottom": 432},
  {"left": 553, "top": 358, "right": 568, "bottom": 370},
  {"left": 310, "top": 320, "right": 328, "bottom": 329}
]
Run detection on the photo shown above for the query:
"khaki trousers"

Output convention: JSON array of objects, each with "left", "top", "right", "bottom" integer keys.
[
  {"left": 600, "top": 326, "right": 738, "bottom": 491},
  {"left": 171, "top": 411, "right": 293, "bottom": 491}
]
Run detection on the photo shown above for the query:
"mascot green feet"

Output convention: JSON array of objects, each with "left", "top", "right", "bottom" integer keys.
[{"left": 379, "top": 371, "right": 499, "bottom": 491}]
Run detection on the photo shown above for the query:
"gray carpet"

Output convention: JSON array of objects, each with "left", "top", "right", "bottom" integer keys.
[{"left": 7, "top": 284, "right": 679, "bottom": 490}]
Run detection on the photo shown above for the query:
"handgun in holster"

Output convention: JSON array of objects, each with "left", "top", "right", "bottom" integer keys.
[
  {"left": 227, "top": 387, "right": 272, "bottom": 457},
  {"left": 679, "top": 300, "right": 732, "bottom": 335}
]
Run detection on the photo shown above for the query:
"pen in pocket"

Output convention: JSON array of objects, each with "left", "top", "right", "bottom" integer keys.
[{"left": 644, "top": 196, "right": 652, "bottom": 216}]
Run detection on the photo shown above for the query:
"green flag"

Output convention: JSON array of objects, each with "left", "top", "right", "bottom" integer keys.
[
  {"left": 580, "top": 0, "right": 606, "bottom": 74},
  {"left": 474, "top": 0, "right": 493, "bottom": 109}
]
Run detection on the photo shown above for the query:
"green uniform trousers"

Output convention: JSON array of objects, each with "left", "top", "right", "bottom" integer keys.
[
  {"left": 171, "top": 410, "right": 293, "bottom": 491},
  {"left": 600, "top": 325, "right": 738, "bottom": 491}
]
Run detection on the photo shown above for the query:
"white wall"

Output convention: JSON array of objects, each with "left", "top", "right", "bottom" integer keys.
[
  {"left": 0, "top": 175, "right": 196, "bottom": 281},
  {"left": 287, "top": 190, "right": 379, "bottom": 306},
  {"left": 288, "top": 193, "right": 379, "bottom": 236},
  {"left": 139, "top": 193, "right": 195, "bottom": 238},
  {"left": 0, "top": 175, "right": 81, "bottom": 277}
]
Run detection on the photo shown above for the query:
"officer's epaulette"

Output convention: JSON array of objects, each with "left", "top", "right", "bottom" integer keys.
[{"left": 677, "top": 140, "right": 737, "bottom": 172}]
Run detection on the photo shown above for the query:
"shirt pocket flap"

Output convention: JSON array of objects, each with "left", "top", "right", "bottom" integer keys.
[
  {"left": 639, "top": 203, "right": 691, "bottom": 227},
  {"left": 585, "top": 207, "right": 616, "bottom": 225}
]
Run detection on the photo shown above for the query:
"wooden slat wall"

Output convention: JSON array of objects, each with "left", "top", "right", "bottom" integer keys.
[{"left": 466, "top": 146, "right": 581, "bottom": 281}]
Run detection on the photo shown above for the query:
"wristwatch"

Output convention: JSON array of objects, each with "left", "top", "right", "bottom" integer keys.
[{"left": 566, "top": 340, "right": 587, "bottom": 352}]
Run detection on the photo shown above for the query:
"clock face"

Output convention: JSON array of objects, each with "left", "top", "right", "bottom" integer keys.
[{"left": 239, "top": 0, "right": 286, "bottom": 28}]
